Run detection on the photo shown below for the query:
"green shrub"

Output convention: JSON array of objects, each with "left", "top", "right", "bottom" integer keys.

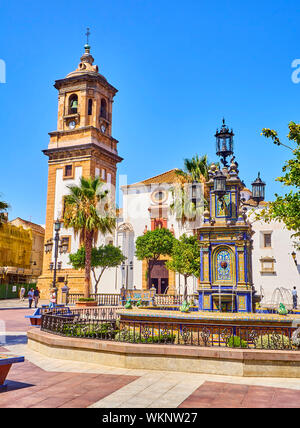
[
  {"left": 115, "top": 330, "right": 176, "bottom": 344},
  {"left": 227, "top": 335, "right": 248, "bottom": 348},
  {"left": 62, "top": 322, "right": 117, "bottom": 338},
  {"left": 254, "top": 334, "right": 291, "bottom": 350}
]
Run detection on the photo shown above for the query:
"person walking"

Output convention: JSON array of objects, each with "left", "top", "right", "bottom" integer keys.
[
  {"left": 33, "top": 287, "right": 40, "bottom": 308},
  {"left": 49, "top": 288, "right": 57, "bottom": 308},
  {"left": 292, "top": 287, "right": 298, "bottom": 310},
  {"left": 19, "top": 286, "right": 25, "bottom": 302},
  {"left": 28, "top": 288, "right": 34, "bottom": 309}
]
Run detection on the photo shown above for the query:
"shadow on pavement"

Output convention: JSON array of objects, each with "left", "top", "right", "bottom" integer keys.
[
  {"left": 0, "top": 380, "right": 34, "bottom": 393},
  {"left": 0, "top": 335, "right": 28, "bottom": 346}
]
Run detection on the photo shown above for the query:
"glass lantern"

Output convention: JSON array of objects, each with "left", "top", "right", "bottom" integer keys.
[
  {"left": 251, "top": 172, "right": 265, "bottom": 204},
  {"left": 215, "top": 119, "right": 234, "bottom": 167},
  {"left": 213, "top": 170, "right": 227, "bottom": 198}
]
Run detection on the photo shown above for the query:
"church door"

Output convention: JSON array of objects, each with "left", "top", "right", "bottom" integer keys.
[{"left": 150, "top": 261, "right": 169, "bottom": 294}]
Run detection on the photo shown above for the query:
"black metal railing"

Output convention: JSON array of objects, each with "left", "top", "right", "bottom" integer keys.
[
  {"left": 68, "top": 293, "right": 120, "bottom": 306},
  {"left": 40, "top": 313, "right": 299, "bottom": 350}
]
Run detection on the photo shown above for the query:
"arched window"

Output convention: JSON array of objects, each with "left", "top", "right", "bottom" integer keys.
[
  {"left": 88, "top": 99, "right": 93, "bottom": 116},
  {"left": 100, "top": 98, "right": 107, "bottom": 120},
  {"left": 212, "top": 246, "right": 236, "bottom": 285},
  {"left": 69, "top": 94, "right": 78, "bottom": 114}
]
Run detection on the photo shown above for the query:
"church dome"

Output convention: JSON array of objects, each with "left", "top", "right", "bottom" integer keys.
[{"left": 65, "top": 44, "right": 107, "bottom": 81}]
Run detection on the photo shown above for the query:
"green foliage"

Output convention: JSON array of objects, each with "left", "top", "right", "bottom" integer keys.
[
  {"left": 62, "top": 322, "right": 117, "bottom": 339},
  {"left": 166, "top": 234, "right": 200, "bottom": 278},
  {"left": 115, "top": 330, "right": 176, "bottom": 344},
  {"left": 166, "top": 234, "right": 200, "bottom": 299},
  {"left": 63, "top": 177, "right": 116, "bottom": 297},
  {"left": 170, "top": 154, "right": 213, "bottom": 226},
  {"left": 135, "top": 228, "right": 175, "bottom": 289},
  {"left": 176, "top": 154, "right": 214, "bottom": 182},
  {"left": 135, "top": 228, "right": 175, "bottom": 262},
  {"left": 64, "top": 177, "right": 115, "bottom": 240},
  {"left": 69, "top": 244, "right": 125, "bottom": 293},
  {"left": 0, "top": 198, "right": 9, "bottom": 226},
  {"left": 227, "top": 336, "right": 247, "bottom": 348},
  {"left": 260, "top": 123, "right": 300, "bottom": 247},
  {"left": 254, "top": 334, "right": 290, "bottom": 350}
]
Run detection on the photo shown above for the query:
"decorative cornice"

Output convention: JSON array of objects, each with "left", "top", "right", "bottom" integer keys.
[
  {"left": 54, "top": 74, "right": 118, "bottom": 95},
  {"left": 42, "top": 143, "right": 123, "bottom": 164}
]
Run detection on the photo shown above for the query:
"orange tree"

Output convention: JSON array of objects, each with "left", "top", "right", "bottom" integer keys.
[
  {"left": 135, "top": 228, "right": 175, "bottom": 290},
  {"left": 165, "top": 234, "right": 200, "bottom": 300}
]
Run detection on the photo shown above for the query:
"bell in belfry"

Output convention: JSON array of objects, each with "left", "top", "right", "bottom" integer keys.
[{"left": 70, "top": 99, "right": 78, "bottom": 112}]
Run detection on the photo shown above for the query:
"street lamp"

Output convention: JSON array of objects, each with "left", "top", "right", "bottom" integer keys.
[
  {"left": 213, "top": 170, "right": 227, "bottom": 199},
  {"left": 251, "top": 172, "right": 266, "bottom": 205},
  {"left": 215, "top": 119, "right": 234, "bottom": 167},
  {"left": 122, "top": 261, "right": 133, "bottom": 289}
]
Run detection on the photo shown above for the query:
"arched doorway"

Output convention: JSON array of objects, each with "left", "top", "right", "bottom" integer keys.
[{"left": 150, "top": 260, "right": 169, "bottom": 294}]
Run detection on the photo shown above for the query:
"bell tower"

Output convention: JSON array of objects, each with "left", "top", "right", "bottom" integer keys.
[{"left": 38, "top": 38, "right": 123, "bottom": 298}]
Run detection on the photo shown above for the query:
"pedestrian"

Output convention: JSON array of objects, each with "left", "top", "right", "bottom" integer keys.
[
  {"left": 28, "top": 288, "right": 34, "bottom": 309},
  {"left": 20, "top": 286, "right": 25, "bottom": 302},
  {"left": 33, "top": 287, "right": 40, "bottom": 308},
  {"left": 292, "top": 287, "right": 298, "bottom": 310},
  {"left": 49, "top": 288, "right": 57, "bottom": 308}
]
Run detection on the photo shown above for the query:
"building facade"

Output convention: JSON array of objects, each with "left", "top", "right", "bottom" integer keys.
[
  {"left": 0, "top": 218, "right": 44, "bottom": 284},
  {"left": 37, "top": 42, "right": 122, "bottom": 299}
]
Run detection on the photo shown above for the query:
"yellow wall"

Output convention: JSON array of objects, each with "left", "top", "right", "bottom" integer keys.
[{"left": 0, "top": 223, "right": 32, "bottom": 268}]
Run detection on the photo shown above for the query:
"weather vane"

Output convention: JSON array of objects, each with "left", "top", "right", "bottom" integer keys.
[{"left": 85, "top": 27, "right": 90, "bottom": 45}]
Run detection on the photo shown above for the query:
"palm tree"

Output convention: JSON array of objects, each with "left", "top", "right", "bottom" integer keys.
[
  {"left": 176, "top": 154, "right": 211, "bottom": 183},
  {"left": 63, "top": 177, "right": 116, "bottom": 298},
  {"left": 170, "top": 154, "right": 213, "bottom": 227},
  {"left": 0, "top": 198, "right": 9, "bottom": 226}
]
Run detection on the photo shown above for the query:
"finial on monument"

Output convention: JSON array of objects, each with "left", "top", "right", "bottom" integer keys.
[{"left": 84, "top": 27, "right": 91, "bottom": 51}]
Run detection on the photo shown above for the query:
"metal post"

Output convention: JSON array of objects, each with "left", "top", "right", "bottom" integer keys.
[{"left": 52, "top": 229, "right": 60, "bottom": 303}]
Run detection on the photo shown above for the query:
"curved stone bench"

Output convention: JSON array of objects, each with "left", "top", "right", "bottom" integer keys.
[{"left": 27, "top": 328, "right": 300, "bottom": 378}]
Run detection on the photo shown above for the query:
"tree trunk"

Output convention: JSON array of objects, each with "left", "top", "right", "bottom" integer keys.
[
  {"left": 84, "top": 231, "right": 93, "bottom": 298},
  {"left": 184, "top": 275, "right": 188, "bottom": 301},
  {"left": 148, "top": 259, "right": 155, "bottom": 290}
]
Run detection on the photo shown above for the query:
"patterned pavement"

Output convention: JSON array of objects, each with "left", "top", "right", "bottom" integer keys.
[{"left": 0, "top": 302, "right": 300, "bottom": 408}]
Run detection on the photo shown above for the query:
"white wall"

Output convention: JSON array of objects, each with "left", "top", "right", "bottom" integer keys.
[{"left": 250, "top": 210, "right": 300, "bottom": 303}]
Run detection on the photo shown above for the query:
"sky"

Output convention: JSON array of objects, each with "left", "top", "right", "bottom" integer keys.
[{"left": 0, "top": 0, "right": 299, "bottom": 225}]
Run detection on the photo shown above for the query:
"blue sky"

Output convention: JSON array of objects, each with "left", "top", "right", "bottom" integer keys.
[{"left": 0, "top": 0, "right": 299, "bottom": 224}]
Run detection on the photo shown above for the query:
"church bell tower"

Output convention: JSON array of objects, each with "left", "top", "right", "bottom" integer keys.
[{"left": 38, "top": 37, "right": 123, "bottom": 298}]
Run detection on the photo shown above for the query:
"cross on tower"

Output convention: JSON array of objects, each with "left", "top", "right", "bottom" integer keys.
[{"left": 85, "top": 27, "right": 90, "bottom": 45}]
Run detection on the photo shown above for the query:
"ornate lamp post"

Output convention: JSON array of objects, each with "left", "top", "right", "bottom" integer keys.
[
  {"left": 213, "top": 169, "right": 227, "bottom": 199},
  {"left": 44, "top": 219, "right": 69, "bottom": 302},
  {"left": 215, "top": 119, "right": 234, "bottom": 167},
  {"left": 251, "top": 172, "right": 266, "bottom": 205}
]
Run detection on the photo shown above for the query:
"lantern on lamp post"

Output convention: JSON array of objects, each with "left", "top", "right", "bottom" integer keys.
[
  {"left": 213, "top": 170, "right": 227, "bottom": 199},
  {"left": 215, "top": 119, "right": 234, "bottom": 167},
  {"left": 251, "top": 172, "right": 266, "bottom": 205}
]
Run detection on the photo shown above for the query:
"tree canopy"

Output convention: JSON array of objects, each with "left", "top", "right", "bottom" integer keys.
[
  {"left": 69, "top": 244, "right": 125, "bottom": 294},
  {"left": 63, "top": 176, "right": 116, "bottom": 297},
  {"left": 166, "top": 234, "right": 200, "bottom": 299},
  {"left": 135, "top": 228, "right": 175, "bottom": 288},
  {"left": 260, "top": 122, "right": 300, "bottom": 247},
  {"left": 0, "top": 197, "right": 9, "bottom": 226}
]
